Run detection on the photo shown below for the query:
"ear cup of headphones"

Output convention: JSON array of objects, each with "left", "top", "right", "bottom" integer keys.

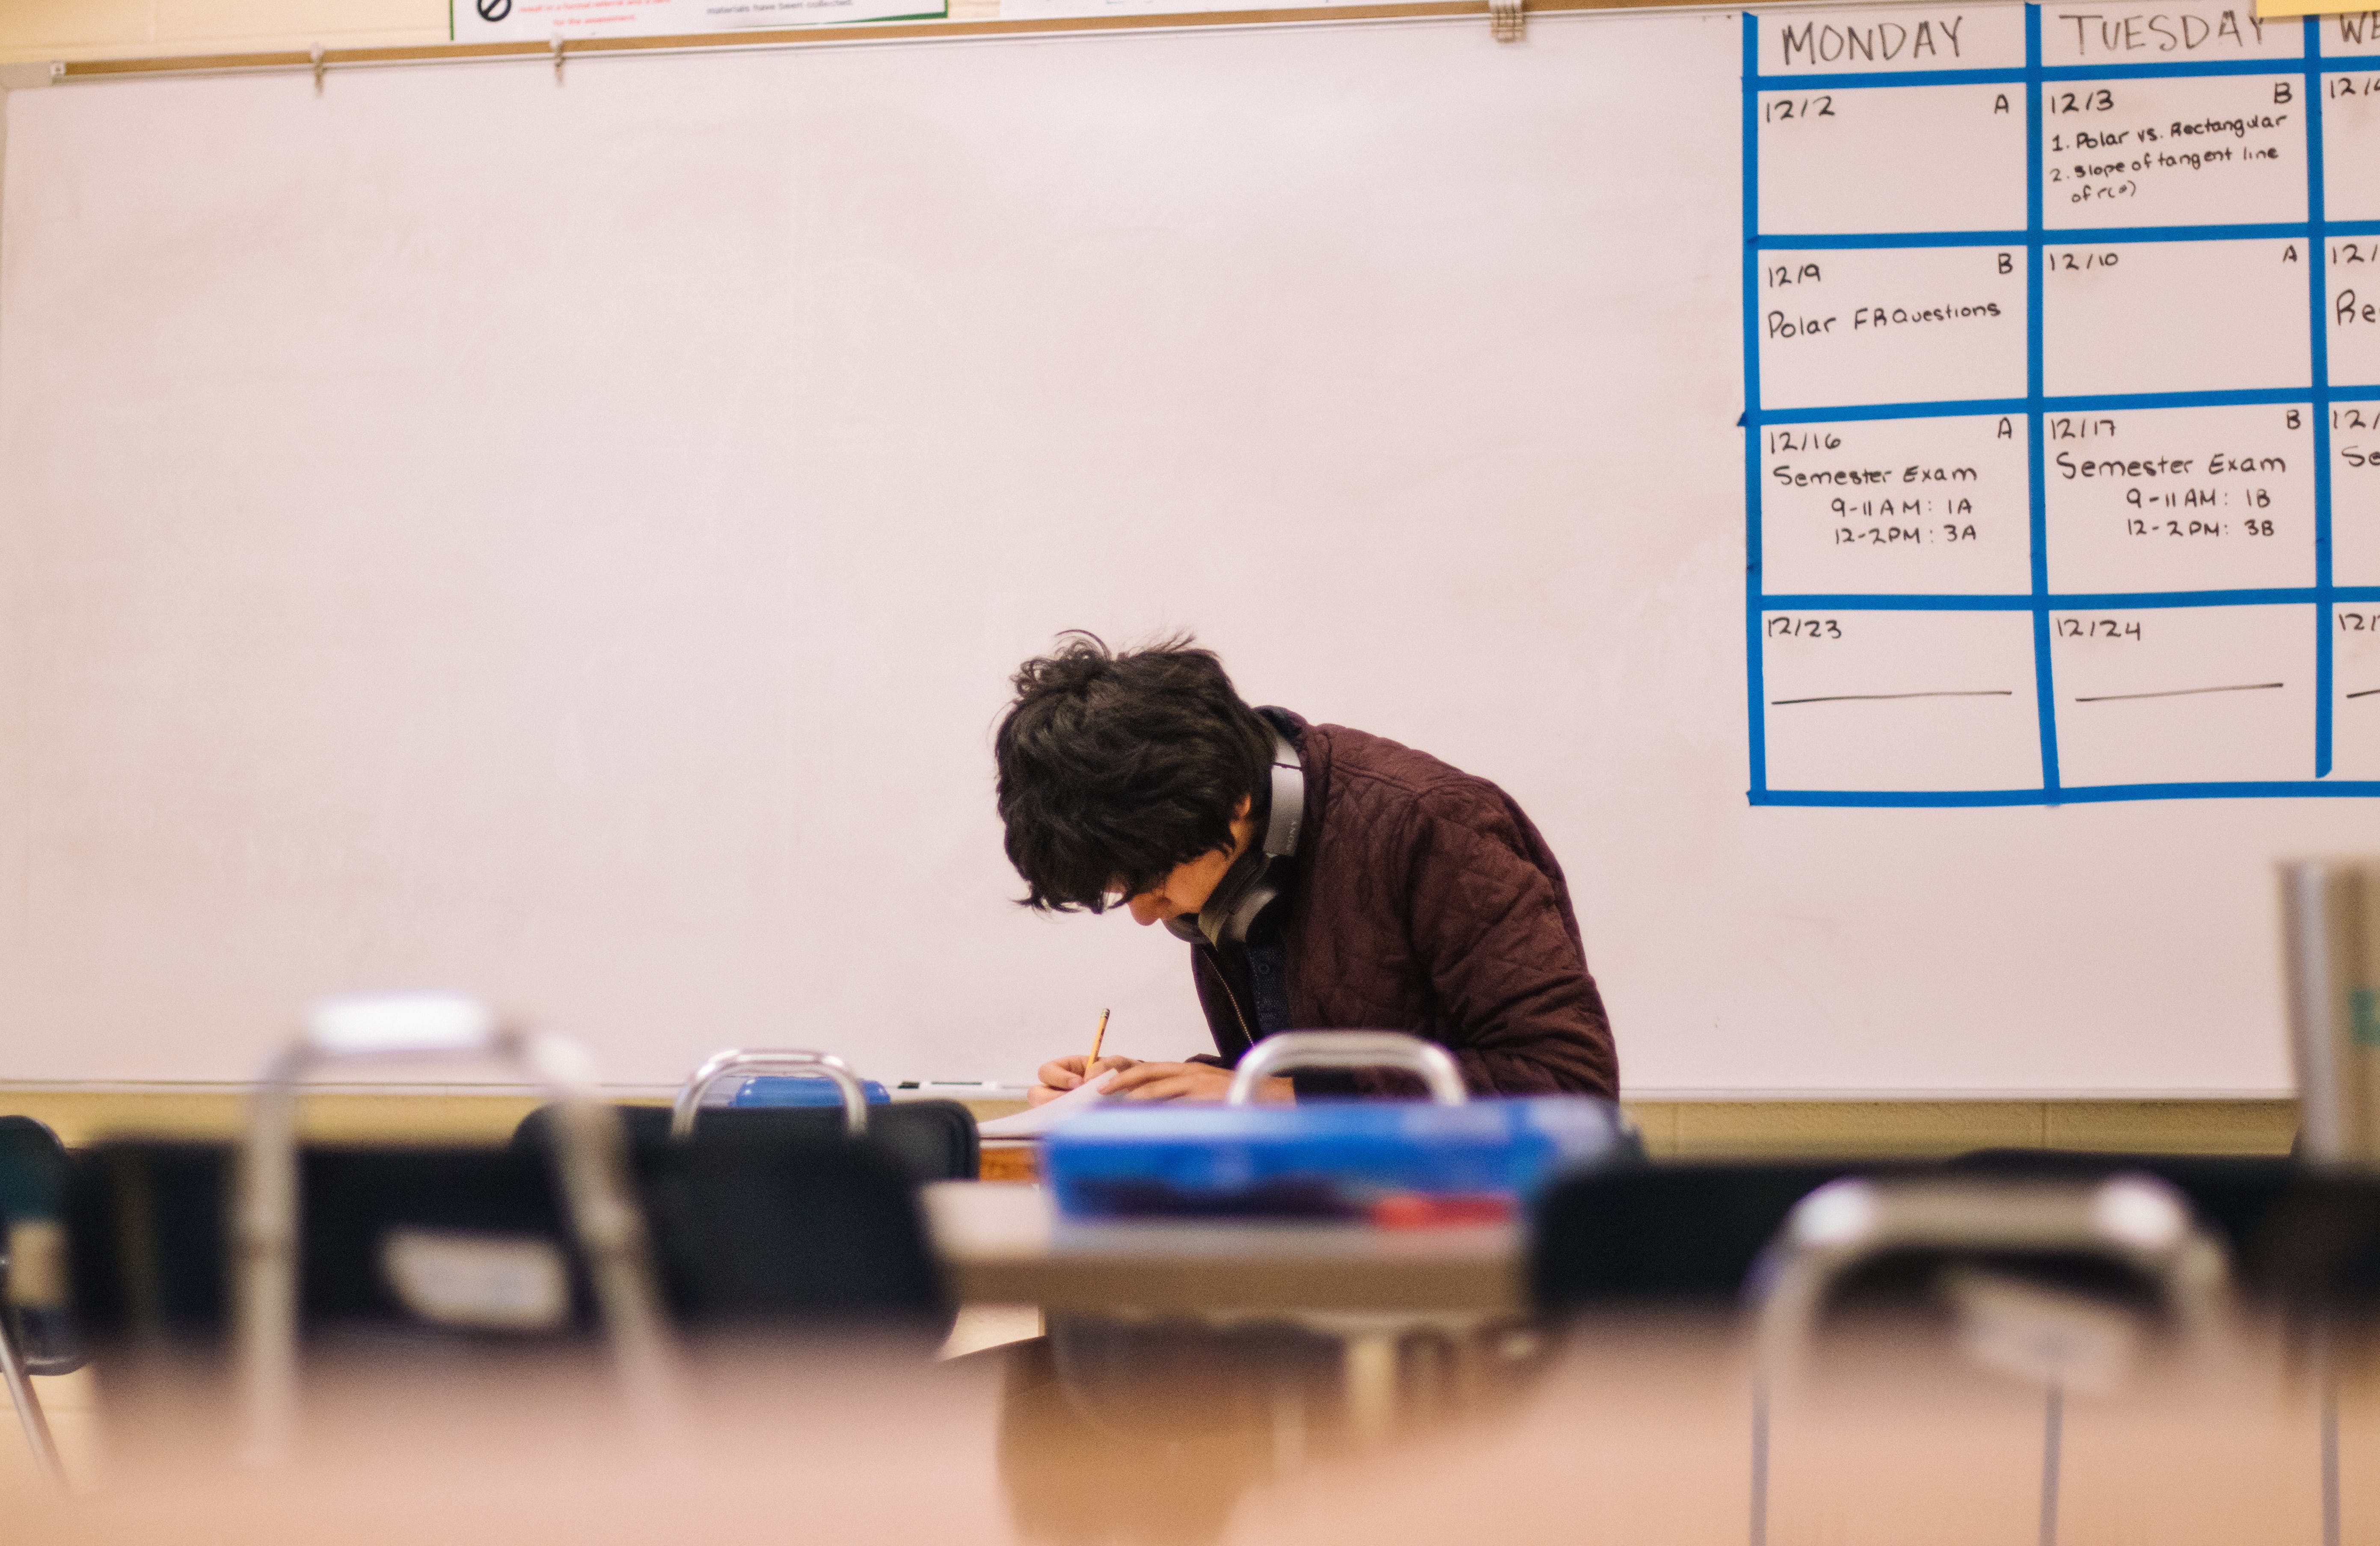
[{"left": 1183, "top": 729, "right": 1305, "bottom": 948}]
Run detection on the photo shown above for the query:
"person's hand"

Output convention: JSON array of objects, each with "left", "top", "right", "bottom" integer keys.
[
  {"left": 1028, "top": 1054, "right": 1138, "bottom": 1106},
  {"left": 1101, "top": 1062, "right": 1294, "bottom": 1103}
]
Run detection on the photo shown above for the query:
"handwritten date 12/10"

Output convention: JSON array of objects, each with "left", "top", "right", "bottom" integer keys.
[
  {"left": 2055, "top": 616, "right": 2143, "bottom": 641},
  {"left": 1767, "top": 616, "right": 1842, "bottom": 640}
]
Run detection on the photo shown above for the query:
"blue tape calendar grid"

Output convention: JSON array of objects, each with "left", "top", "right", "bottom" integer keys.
[{"left": 1742, "top": 9, "right": 2380, "bottom": 805}]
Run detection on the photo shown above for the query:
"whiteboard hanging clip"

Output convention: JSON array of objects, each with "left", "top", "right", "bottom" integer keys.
[
  {"left": 552, "top": 35, "right": 567, "bottom": 85},
  {"left": 311, "top": 44, "right": 326, "bottom": 95},
  {"left": 1487, "top": 0, "right": 1523, "bottom": 42}
]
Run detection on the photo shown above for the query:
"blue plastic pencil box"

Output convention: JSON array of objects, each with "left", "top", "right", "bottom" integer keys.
[
  {"left": 1041, "top": 1096, "right": 1637, "bottom": 1220},
  {"left": 732, "top": 1075, "right": 893, "bottom": 1107}
]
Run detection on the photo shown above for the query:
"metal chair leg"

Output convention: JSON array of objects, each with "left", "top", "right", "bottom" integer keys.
[
  {"left": 2323, "top": 1328, "right": 2342, "bottom": 1546},
  {"left": 2039, "top": 1382, "right": 2062, "bottom": 1546},
  {"left": 1749, "top": 1374, "right": 1769, "bottom": 1546},
  {"left": 0, "top": 1305, "right": 62, "bottom": 1486}
]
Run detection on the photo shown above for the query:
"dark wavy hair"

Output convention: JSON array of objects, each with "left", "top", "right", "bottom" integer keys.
[{"left": 994, "top": 633, "right": 1276, "bottom": 913}]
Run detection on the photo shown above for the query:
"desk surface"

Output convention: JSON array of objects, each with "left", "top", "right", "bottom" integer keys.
[{"left": 923, "top": 1182, "right": 1525, "bottom": 1319}]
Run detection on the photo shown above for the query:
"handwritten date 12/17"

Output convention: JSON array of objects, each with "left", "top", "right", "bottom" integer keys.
[{"left": 1767, "top": 616, "right": 1843, "bottom": 640}]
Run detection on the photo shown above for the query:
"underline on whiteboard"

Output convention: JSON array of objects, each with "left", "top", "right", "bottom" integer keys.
[
  {"left": 1754, "top": 388, "right": 2327, "bottom": 426},
  {"left": 1758, "top": 222, "right": 2308, "bottom": 250},
  {"left": 1753, "top": 68, "right": 2028, "bottom": 90},
  {"left": 1758, "top": 589, "right": 2380, "bottom": 610},
  {"left": 2072, "top": 683, "right": 2285, "bottom": 704},
  {"left": 2349, "top": 689, "right": 2380, "bottom": 701},
  {"left": 1752, "top": 58, "right": 2315, "bottom": 93},
  {"left": 1754, "top": 782, "right": 2380, "bottom": 807},
  {"left": 1768, "top": 690, "right": 2015, "bottom": 706}
]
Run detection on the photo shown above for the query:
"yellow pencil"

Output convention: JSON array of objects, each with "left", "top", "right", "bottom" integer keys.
[{"left": 1084, "top": 1007, "right": 1110, "bottom": 1087}]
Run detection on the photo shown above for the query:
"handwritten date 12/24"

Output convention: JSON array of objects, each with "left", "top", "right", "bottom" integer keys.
[{"left": 2055, "top": 616, "right": 2143, "bottom": 641}]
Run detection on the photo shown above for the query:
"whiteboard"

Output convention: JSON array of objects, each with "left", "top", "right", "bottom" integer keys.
[{"left": 0, "top": 4, "right": 2353, "bottom": 1097}]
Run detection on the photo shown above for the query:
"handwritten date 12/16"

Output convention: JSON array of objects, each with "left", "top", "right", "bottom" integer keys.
[
  {"left": 1767, "top": 616, "right": 1843, "bottom": 640},
  {"left": 2056, "top": 617, "right": 2143, "bottom": 641}
]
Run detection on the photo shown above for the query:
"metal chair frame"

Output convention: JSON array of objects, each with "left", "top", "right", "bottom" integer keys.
[
  {"left": 1225, "top": 1031, "right": 1468, "bottom": 1106},
  {"left": 669, "top": 1049, "right": 870, "bottom": 1140},
  {"left": 1746, "top": 1172, "right": 2231, "bottom": 1546},
  {"left": 0, "top": 1225, "right": 62, "bottom": 1483},
  {"left": 236, "top": 992, "right": 677, "bottom": 1466}
]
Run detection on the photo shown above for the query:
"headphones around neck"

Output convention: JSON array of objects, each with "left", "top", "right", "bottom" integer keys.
[{"left": 1164, "top": 728, "right": 1306, "bottom": 948}]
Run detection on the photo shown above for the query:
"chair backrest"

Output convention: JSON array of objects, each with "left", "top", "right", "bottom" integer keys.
[
  {"left": 1944, "top": 1150, "right": 2302, "bottom": 1276},
  {"left": 513, "top": 1100, "right": 980, "bottom": 1185},
  {"left": 1531, "top": 1151, "right": 2310, "bottom": 1315},
  {"left": 69, "top": 1137, "right": 949, "bottom": 1362},
  {"left": 635, "top": 1132, "right": 947, "bottom": 1329},
  {"left": 70, "top": 1143, "right": 593, "bottom": 1356},
  {"left": 1531, "top": 1161, "right": 1883, "bottom": 1310},
  {"left": 2198, "top": 1164, "right": 2380, "bottom": 1312},
  {"left": 522, "top": 1110, "right": 954, "bottom": 1331},
  {"left": 0, "top": 1116, "right": 80, "bottom": 1374}
]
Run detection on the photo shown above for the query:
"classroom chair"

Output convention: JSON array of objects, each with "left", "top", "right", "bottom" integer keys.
[
  {"left": 1529, "top": 1151, "right": 2304, "bottom": 1312},
  {"left": 65, "top": 993, "right": 675, "bottom": 1465},
  {"left": 1530, "top": 1161, "right": 1881, "bottom": 1311},
  {"left": 70, "top": 1161, "right": 946, "bottom": 1465},
  {"left": 1944, "top": 1149, "right": 2303, "bottom": 1276},
  {"left": 70, "top": 1134, "right": 946, "bottom": 1351},
  {"left": 0, "top": 1115, "right": 78, "bottom": 1484},
  {"left": 1746, "top": 1171, "right": 2235, "bottom": 1546},
  {"left": 512, "top": 1046, "right": 978, "bottom": 1185},
  {"left": 1748, "top": 1170, "right": 2232, "bottom": 1365},
  {"left": 513, "top": 1051, "right": 956, "bottom": 1342},
  {"left": 71, "top": 1003, "right": 952, "bottom": 1461}
]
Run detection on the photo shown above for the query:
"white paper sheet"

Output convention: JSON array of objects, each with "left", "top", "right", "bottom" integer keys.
[{"left": 976, "top": 1072, "right": 1114, "bottom": 1138}]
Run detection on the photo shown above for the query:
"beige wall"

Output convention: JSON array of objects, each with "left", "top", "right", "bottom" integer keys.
[
  {"left": 0, "top": 0, "right": 448, "bottom": 64},
  {"left": 0, "top": 1087, "right": 2301, "bottom": 1157}
]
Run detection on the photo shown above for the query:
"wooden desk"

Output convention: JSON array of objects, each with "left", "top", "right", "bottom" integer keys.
[{"left": 923, "top": 1181, "right": 1525, "bottom": 1319}]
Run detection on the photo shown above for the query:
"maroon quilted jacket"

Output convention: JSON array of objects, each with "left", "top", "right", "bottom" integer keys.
[{"left": 1187, "top": 714, "right": 1618, "bottom": 1099}]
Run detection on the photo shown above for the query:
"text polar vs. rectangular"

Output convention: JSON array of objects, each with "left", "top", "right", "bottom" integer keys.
[{"left": 1744, "top": 0, "right": 2380, "bottom": 804}]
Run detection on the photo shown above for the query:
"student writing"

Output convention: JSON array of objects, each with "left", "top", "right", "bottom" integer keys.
[{"left": 993, "top": 634, "right": 1618, "bottom": 1104}]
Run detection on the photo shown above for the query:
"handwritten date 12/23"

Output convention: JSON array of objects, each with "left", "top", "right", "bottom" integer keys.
[{"left": 1767, "top": 616, "right": 1843, "bottom": 640}]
